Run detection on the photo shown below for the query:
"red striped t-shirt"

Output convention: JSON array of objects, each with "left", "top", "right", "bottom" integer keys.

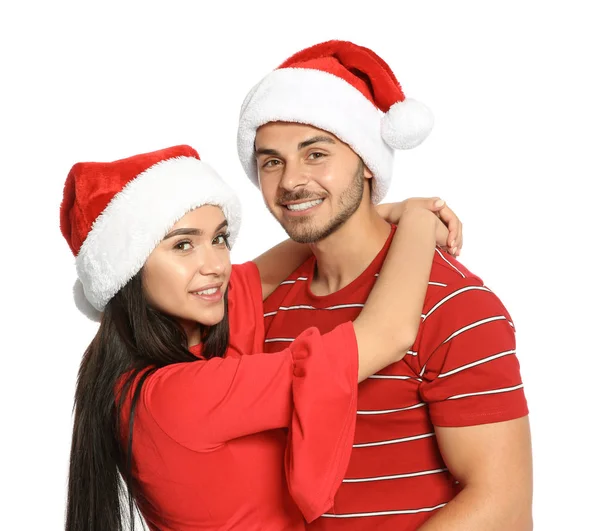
[{"left": 263, "top": 228, "right": 528, "bottom": 530}]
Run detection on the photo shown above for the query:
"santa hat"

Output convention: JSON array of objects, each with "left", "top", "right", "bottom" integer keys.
[
  {"left": 60, "top": 145, "right": 241, "bottom": 321},
  {"left": 237, "top": 40, "right": 433, "bottom": 204}
]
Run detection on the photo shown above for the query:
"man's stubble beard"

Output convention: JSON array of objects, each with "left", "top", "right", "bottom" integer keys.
[{"left": 270, "top": 161, "right": 366, "bottom": 244}]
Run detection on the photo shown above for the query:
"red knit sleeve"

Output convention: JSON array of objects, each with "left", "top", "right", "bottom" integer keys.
[
  {"left": 142, "top": 322, "right": 358, "bottom": 520},
  {"left": 227, "top": 262, "right": 265, "bottom": 356},
  {"left": 285, "top": 321, "right": 358, "bottom": 522}
]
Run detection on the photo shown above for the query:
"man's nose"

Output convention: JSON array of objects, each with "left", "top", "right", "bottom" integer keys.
[{"left": 280, "top": 160, "right": 309, "bottom": 191}]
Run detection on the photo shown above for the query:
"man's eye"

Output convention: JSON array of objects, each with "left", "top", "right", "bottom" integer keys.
[
  {"left": 308, "top": 152, "right": 325, "bottom": 160},
  {"left": 264, "top": 159, "right": 281, "bottom": 168}
]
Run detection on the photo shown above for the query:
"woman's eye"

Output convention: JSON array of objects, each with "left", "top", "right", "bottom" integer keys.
[
  {"left": 175, "top": 241, "right": 192, "bottom": 251},
  {"left": 213, "top": 233, "right": 231, "bottom": 248}
]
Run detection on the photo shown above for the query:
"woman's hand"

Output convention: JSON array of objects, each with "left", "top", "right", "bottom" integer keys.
[{"left": 376, "top": 197, "right": 463, "bottom": 256}]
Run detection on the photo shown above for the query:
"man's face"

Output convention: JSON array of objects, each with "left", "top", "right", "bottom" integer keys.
[{"left": 254, "top": 122, "right": 373, "bottom": 243}]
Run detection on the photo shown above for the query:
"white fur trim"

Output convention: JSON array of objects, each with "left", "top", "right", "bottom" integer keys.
[
  {"left": 73, "top": 279, "right": 102, "bottom": 321},
  {"left": 76, "top": 156, "right": 241, "bottom": 312},
  {"left": 237, "top": 68, "right": 394, "bottom": 204},
  {"left": 381, "top": 99, "right": 434, "bottom": 150}
]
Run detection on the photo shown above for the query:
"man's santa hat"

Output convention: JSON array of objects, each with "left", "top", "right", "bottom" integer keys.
[
  {"left": 60, "top": 145, "right": 241, "bottom": 321},
  {"left": 238, "top": 40, "right": 433, "bottom": 204}
]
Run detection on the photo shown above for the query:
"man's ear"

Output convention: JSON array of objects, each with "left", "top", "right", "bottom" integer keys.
[{"left": 362, "top": 162, "right": 375, "bottom": 198}]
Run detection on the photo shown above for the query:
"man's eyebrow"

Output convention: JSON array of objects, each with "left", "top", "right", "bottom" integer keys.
[
  {"left": 298, "top": 136, "right": 335, "bottom": 150},
  {"left": 254, "top": 147, "right": 281, "bottom": 158},
  {"left": 254, "top": 136, "right": 336, "bottom": 158}
]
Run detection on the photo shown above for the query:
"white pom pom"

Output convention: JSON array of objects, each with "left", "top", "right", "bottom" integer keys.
[
  {"left": 73, "top": 279, "right": 103, "bottom": 322},
  {"left": 381, "top": 98, "right": 434, "bottom": 150}
]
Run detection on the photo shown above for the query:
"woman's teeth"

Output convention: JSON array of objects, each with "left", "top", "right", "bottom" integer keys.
[
  {"left": 196, "top": 287, "right": 218, "bottom": 295},
  {"left": 286, "top": 199, "right": 323, "bottom": 211}
]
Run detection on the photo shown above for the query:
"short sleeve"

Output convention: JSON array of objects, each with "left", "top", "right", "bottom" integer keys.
[
  {"left": 416, "top": 278, "right": 528, "bottom": 427},
  {"left": 141, "top": 322, "right": 358, "bottom": 519},
  {"left": 227, "top": 262, "right": 265, "bottom": 356}
]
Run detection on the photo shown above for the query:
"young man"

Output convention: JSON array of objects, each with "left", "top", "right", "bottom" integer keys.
[{"left": 237, "top": 41, "right": 532, "bottom": 530}]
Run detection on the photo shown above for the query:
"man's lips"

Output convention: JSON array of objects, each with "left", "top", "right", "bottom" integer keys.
[{"left": 279, "top": 198, "right": 325, "bottom": 212}]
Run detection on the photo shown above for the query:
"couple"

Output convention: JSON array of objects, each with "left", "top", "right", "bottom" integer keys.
[{"left": 62, "top": 41, "right": 531, "bottom": 530}]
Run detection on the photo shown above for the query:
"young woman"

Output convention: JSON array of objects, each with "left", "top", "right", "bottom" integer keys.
[{"left": 61, "top": 145, "right": 461, "bottom": 531}]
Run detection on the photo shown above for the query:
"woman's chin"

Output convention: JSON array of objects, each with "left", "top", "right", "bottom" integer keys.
[{"left": 194, "top": 307, "right": 225, "bottom": 327}]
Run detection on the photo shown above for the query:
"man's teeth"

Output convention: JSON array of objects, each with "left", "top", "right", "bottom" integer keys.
[
  {"left": 287, "top": 199, "right": 323, "bottom": 211},
  {"left": 196, "top": 287, "right": 218, "bottom": 295}
]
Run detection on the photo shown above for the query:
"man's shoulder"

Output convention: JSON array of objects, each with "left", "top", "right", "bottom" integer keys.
[
  {"left": 422, "top": 249, "right": 515, "bottom": 322},
  {"left": 421, "top": 250, "right": 513, "bottom": 337},
  {"left": 429, "top": 247, "right": 483, "bottom": 287}
]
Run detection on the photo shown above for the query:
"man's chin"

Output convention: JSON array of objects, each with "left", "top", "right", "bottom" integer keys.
[
  {"left": 284, "top": 224, "right": 327, "bottom": 244},
  {"left": 273, "top": 208, "right": 334, "bottom": 243}
]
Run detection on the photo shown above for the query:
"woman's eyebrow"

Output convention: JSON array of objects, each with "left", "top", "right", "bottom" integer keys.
[
  {"left": 163, "top": 220, "right": 228, "bottom": 240},
  {"left": 163, "top": 228, "right": 202, "bottom": 240}
]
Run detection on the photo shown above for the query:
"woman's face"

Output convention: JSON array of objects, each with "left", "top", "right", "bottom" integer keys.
[{"left": 143, "top": 205, "right": 232, "bottom": 344}]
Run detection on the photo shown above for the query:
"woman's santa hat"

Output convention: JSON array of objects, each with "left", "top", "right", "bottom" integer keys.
[
  {"left": 60, "top": 145, "right": 241, "bottom": 321},
  {"left": 237, "top": 40, "right": 434, "bottom": 204}
]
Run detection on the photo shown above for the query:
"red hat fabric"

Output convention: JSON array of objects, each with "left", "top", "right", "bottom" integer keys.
[
  {"left": 60, "top": 145, "right": 241, "bottom": 320},
  {"left": 238, "top": 40, "right": 433, "bottom": 203}
]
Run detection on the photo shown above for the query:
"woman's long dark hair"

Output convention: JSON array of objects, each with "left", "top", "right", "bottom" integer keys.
[{"left": 65, "top": 271, "right": 229, "bottom": 531}]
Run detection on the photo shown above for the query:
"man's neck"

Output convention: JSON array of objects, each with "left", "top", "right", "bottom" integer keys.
[{"left": 309, "top": 204, "right": 391, "bottom": 296}]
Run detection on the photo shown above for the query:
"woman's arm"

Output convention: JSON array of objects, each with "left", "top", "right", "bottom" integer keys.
[
  {"left": 252, "top": 239, "right": 311, "bottom": 300},
  {"left": 353, "top": 208, "right": 444, "bottom": 381},
  {"left": 253, "top": 198, "right": 462, "bottom": 301},
  {"left": 377, "top": 197, "right": 463, "bottom": 256}
]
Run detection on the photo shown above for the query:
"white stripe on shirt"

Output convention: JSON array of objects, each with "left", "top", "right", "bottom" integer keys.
[
  {"left": 357, "top": 403, "right": 426, "bottom": 415},
  {"left": 322, "top": 503, "right": 447, "bottom": 518},
  {"left": 278, "top": 304, "right": 317, "bottom": 311},
  {"left": 446, "top": 383, "right": 524, "bottom": 401},
  {"left": 423, "top": 285, "right": 492, "bottom": 321},
  {"left": 264, "top": 302, "right": 364, "bottom": 318},
  {"left": 342, "top": 468, "right": 448, "bottom": 483},
  {"left": 353, "top": 432, "right": 435, "bottom": 448},
  {"left": 435, "top": 247, "right": 466, "bottom": 278},
  {"left": 279, "top": 277, "right": 308, "bottom": 285},
  {"left": 368, "top": 374, "right": 420, "bottom": 381},
  {"left": 439, "top": 349, "right": 517, "bottom": 378},
  {"left": 442, "top": 315, "right": 509, "bottom": 344}
]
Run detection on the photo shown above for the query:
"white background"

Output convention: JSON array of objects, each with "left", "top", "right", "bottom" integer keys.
[{"left": 1, "top": 1, "right": 598, "bottom": 529}]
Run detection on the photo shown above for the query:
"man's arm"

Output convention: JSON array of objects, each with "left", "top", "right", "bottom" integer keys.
[
  {"left": 418, "top": 417, "right": 533, "bottom": 530},
  {"left": 415, "top": 274, "right": 531, "bottom": 530}
]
